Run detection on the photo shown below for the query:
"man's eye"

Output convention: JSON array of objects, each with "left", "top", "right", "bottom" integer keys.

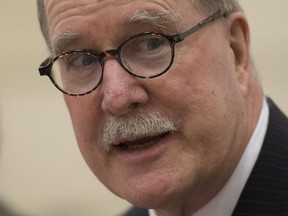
[
  {"left": 145, "top": 38, "right": 164, "bottom": 51},
  {"left": 68, "top": 53, "right": 97, "bottom": 67},
  {"left": 134, "top": 37, "right": 165, "bottom": 53}
]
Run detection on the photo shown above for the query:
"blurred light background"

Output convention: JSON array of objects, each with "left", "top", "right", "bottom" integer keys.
[{"left": 0, "top": 1, "right": 287, "bottom": 215}]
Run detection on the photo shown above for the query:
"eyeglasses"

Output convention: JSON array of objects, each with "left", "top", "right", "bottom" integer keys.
[{"left": 39, "top": 11, "right": 226, "bottom": 96}]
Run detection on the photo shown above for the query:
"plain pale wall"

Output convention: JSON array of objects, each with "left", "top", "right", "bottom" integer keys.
[{"left": 0, "top": 1, "right": 287, "bottom": 215}]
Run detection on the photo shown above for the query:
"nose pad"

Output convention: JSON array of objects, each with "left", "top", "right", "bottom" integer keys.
[{"left": 100, "top": 58, "right": 149, "bottom": 116}]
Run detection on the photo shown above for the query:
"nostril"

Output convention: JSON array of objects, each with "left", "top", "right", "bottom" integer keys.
[{"left": 130, "top": 102, "right": 141, "bottom": 110}]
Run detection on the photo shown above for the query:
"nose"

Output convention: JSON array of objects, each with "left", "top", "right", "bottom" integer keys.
[{"left": 100, "top": 58, "right": 149, "bottom": 116}]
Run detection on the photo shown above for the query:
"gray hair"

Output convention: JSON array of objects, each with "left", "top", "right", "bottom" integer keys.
[
  {"left": 100, "top": 109, "right": 178, "bottom": 153},
  {"left": 191, "top": 0, "right": 241, "bottom": 15},
  {"left": 37, "top": 0, "right": 50, "bottom": 44}
]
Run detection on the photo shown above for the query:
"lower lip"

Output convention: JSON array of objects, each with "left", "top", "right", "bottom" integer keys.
[{"left": 111, "top": 133, "right": 171, "bottom": 164}]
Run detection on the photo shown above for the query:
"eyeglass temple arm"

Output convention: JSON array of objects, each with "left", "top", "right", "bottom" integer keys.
[{"left": 178, "top": 11, "right": 226, "bottom": 41}]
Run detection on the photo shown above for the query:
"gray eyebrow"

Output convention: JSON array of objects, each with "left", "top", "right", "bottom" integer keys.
[
  {"left": 129, "top": 9, "right": 181, "bottom": 29},
  {"left": 50, "top": 32, "right": 82, "bottom": 56}
]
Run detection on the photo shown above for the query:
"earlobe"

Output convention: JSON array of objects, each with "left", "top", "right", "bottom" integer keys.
[{"left": 228, "top": 13, "right": 250, "bottom": 92}]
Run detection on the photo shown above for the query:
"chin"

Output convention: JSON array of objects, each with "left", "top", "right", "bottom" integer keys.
[{"left": 112, "top": 172, "right": 187, "bottom": 210}]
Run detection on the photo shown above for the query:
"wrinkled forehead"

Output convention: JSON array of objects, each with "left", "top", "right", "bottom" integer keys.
[
  {"left": 43, "top": 0, "right": 198, "bottom": 54},
  {"left": 43, "top": 0, "right": 196, "bottom": 26}
]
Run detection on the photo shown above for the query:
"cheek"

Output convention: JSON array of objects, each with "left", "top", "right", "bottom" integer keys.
[
  {"left": 154, "top": 42, "right": 245, "bottom": 151},
  {"left": 64, "top": 95, "right": 104, "bottom": 153},
  {"left": 167, "top": 35, "right": 240, "bottom": 113},
  {"left": 63, "top": 95, "right": 115, "bottom": 177}
]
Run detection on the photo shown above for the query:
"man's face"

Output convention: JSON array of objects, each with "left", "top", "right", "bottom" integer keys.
[{"left": 45, "top": 0, "right": 249, "bottom": 210}]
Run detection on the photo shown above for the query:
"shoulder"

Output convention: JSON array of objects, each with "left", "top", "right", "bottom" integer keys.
[{"left": 122, "top": 207, "right": 149, "bottom": 216}]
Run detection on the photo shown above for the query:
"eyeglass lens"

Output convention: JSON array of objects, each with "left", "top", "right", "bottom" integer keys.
[{"left": 51, "top": 52, "right": 103, "bottom": 95}]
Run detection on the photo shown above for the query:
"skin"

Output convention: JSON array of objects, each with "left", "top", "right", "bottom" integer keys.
[{"left": 44, "top": 0, "right": 264, "bottom": 215}]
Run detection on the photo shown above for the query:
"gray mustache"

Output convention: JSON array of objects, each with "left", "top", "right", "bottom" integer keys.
[{"left": 100, "top": 110, "right": 178, "bottom": 153}]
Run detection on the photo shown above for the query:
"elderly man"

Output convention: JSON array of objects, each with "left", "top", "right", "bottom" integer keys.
[{"left": 37, "top": 0, "right": 288, "bottom": 215}]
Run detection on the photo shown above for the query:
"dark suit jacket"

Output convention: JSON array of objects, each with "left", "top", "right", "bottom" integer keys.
[{"left": 122, "top": 99, "right": 288, "bottom": 216}]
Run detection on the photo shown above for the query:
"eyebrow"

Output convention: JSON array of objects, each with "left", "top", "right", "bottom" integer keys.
[
  {"left": 50, "top": 32, "right": 82, "bottom": 56},
  {"left": 129, "top": 9, "right": 181, "bottom": 29}
]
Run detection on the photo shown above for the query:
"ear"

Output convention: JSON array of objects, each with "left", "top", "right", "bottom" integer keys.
[{"left": 228, "top": 12, "right": 251, "bottom": 94}]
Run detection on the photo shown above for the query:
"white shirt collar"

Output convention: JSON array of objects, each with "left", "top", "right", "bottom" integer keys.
[{"left": 149, "top": 99, "right": 269, "bottom": 216}]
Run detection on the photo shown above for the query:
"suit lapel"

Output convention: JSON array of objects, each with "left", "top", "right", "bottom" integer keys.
[{"left": 232, "top": 99, "right": 288, "bottom": 215}]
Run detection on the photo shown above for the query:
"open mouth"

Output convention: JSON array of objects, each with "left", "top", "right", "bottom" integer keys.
[{"left": 115, "top": 132, "right": 170, "bottom": 151}]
